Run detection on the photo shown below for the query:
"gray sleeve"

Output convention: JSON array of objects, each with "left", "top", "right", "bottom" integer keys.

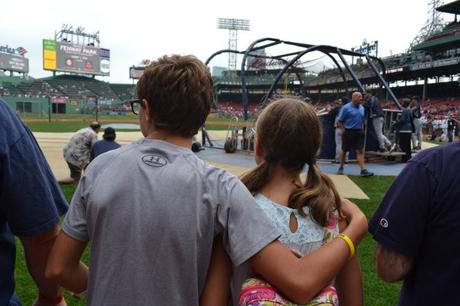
[
  {"left": 216, "top": 173, "right": 280, "bottom": 266},
  {"left": 62, "top": 177, "right": 89, "bottom": 242}
]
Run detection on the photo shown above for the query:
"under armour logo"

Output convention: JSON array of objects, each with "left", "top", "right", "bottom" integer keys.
[{"left": 142, "top": 155, "right": 168, "bottom": 167}]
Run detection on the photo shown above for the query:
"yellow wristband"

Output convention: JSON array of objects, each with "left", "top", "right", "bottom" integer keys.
[{"left": 336, "top": 233, "right": 355, "bottom": 259}]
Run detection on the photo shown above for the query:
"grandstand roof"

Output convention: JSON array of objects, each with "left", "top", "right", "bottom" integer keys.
[
  {"left": 412, "top": 30, "right": 460, "bottom": 51},
  {"left": 305, "top": 60, "right": 460, "bottom": 90},
  {"left": 437, "top": 0, "right": 460, "bottom": 14}
]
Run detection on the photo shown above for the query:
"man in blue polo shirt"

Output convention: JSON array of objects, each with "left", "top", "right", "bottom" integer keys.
[
  {"left": 0, "top": 98, "right": 68, "bottom": 306},
  {"left": 370, "top": 141, "right": 460, "bottom": 305},
  {"left": 336, "top": 91, "right": 374, "bottom": 177}
]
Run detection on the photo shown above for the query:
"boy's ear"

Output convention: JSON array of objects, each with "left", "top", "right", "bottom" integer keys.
[
  {"left": 254, "top": 138, "right": 261, "bottom": 155},
  {"left": 143, "top": 99, "right": 151, "bottom": 122}
]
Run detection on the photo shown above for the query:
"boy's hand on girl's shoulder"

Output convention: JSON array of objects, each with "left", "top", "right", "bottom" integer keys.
[
  {"left": 339, "top": 199, "right": 364, "bottom": 221},
  {"left": 338, "top": 198, "right": 354, "bottom": 220},
  {"left": 339, "top": 198, "right": 368, "bottom": 239}
]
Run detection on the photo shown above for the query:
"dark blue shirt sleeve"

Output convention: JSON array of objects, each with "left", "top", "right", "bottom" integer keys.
[
  {"left": 1, "top": 125, "right": 68, "bottom": 237},
  {"left": 369, "top": 161, "right": 435, "bottom": 257},
  {"left": 90, "top": 145, "right": 96, "bottom": 161}
]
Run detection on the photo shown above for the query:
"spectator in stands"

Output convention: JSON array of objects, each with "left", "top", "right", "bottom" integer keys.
[
  {"left": 364, "top": 90, "right": 391, "bottom": 152},
  {"left": 59, "top": 122, "right": 100, "bottom": 184},
  {"left": 0, "top": 98, "right": 68, "bottom": 306},
  {"left": 370, "top": 141, "right": 460, "bottom": 306},
  {"left": 410, "top": 98, "right": 423, "bottom": 150},
  {"left": 90, "top": 127, "right": 121, "bottom": 161},
  {"left": 337, "top": 92, "right": 374, "bottom": 177},
  {"left": 46, "top": 55, "right": 368, "bottom": 305}
]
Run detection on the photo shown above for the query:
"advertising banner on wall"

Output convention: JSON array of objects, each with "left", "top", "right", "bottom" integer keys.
[
  {"left": 129, "top": 66, "right": 145, "bottom": 79},
  {"left": 51, "top": 96, "right": 69, "bottom": 104},
  {"left": 0, "top": 53, "right": 29, "bottom": 73}
]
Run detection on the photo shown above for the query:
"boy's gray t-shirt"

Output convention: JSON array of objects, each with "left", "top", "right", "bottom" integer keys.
[{"left": 63, "top": 138, "right": 280, "bottom": 306}]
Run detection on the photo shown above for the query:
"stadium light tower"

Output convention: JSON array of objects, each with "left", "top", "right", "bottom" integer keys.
[
  {"left": 409, "top": 0, "right": 445, "bottom": 50},
  {"left": 217, "top": 18, "right": 250, "bottom": 70}
]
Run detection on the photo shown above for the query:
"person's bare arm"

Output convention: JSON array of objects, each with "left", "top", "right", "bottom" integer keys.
[
  {"left": 375, "top": 243, "right": 413, "bottom": 282},
  {"left": 200, "top": 236, "right": 231, "bottom": 306},
  {"left": 19, "top": 225, "right": 66, "bottom": 305},
  {"left": 335, "top": 254, "right": 363, "bottom": 306},
  {"left": 250, "top": 199, "right": 367, "bottom": 304},
  {"left": 335, "top": 219, "right": 363, "bottom": 306},
  {"left": 45, "top": 231, "right": 89, "bottom": 294}
]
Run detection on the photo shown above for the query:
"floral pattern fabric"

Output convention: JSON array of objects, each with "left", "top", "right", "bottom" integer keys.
[{"left": 239, "top": 278, "right": 338, "bottom": 306}]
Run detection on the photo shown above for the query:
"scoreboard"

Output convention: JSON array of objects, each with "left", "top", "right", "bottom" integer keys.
[
  {"left": 43, "top": 39, "right": 110, "bottom": 75},
  {"left": 0, "top": 53, "right": 29, "bottom": 73}
]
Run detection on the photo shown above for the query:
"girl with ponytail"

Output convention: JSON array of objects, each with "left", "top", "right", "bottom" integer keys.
[{"left": 201, "top": 98, "right": 364, "bottom": 306}]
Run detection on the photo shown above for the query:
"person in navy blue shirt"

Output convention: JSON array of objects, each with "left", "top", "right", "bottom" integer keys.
[
  {"left": 90, "top": 127, "right": 121, "bottom": 161},
  {"left": 0, "top": 98, "right": 68, "bottom": 306},
  {"left": 396, "top": 99, "right": 415, "bottom": 163},
  {"left": 336, "top": 92, "right": 374, "bottom": 177},
  {"left": 370, "top": 141, "right": 460, "bottom": 306}
]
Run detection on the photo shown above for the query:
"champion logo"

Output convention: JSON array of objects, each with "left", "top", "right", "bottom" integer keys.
[
  {"left": 379, "top": 218, "right": 389, "bottom": 228},
  {"left": 141, "top": 154, "right": 168, "bottom": 167}
]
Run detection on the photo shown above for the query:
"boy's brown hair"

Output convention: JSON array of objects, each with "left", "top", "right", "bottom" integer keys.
[{"left": 136, "top": 55, "right": 213, "bottom": 137}]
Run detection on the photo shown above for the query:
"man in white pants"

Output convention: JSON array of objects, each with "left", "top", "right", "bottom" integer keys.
[
  {"left": 329, "top": 98, "right": 348, "bottom": 163},
  {"left": 364, "top": 91, "right": 391, "bottom": 152},
  {"left": 410, "top": 98, "right": 423, "bottom": 150}
]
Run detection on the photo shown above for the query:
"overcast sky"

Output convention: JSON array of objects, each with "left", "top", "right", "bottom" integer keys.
[{"left": 1, "top": 0, "right": 452, "bottom": 83}]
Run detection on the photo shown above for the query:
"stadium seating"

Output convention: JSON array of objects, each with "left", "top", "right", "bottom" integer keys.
[
  {"left": 0, "top": 81, "right": 24, "bottom": 96},
  {"left": 217, "top": 101, "right": 260, "bottom": 118},
  {"left": 110, "top": 84, "right": 136, "bottom": 101},
  {"left": 84, "top": 78, "right": 120, "bottom": 101},
  {"left": 46, "top": 76, "right": 98, "bottom": 99},
  {"left": 0, "top": 75, "right": 139, "bottom": 106}
]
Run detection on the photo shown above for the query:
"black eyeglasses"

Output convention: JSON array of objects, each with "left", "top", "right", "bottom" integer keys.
[{"left": 129, "top": 99, "right": 143, "bottom": 115}]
